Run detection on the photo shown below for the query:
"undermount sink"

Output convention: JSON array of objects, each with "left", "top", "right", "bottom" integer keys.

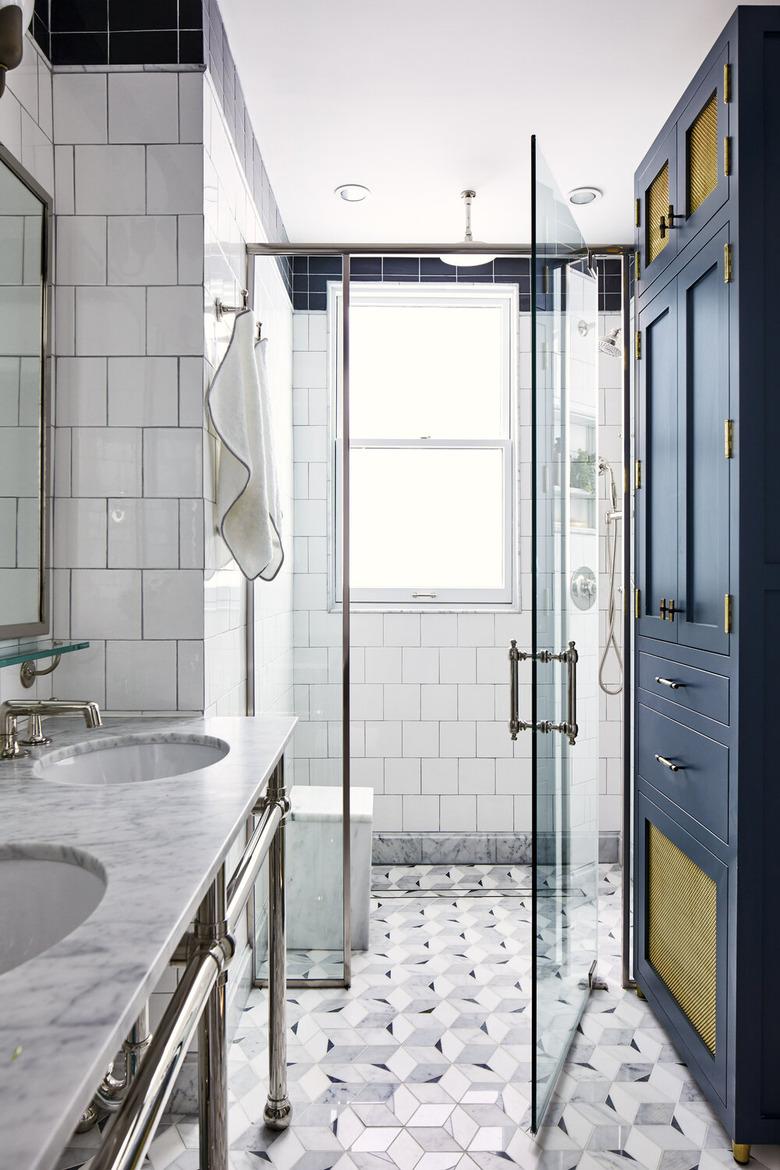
[
  {"left": 34, "top": 735, "right": 230, "bottom": 786},
  {"left": 0, "top": 846, "right": 106, "bottom": 976}
]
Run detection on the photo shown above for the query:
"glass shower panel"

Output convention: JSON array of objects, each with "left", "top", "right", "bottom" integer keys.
[
  {"left": 253, "top": 253, "right": 347, "bottom": 987},
  {"left": 531, "top": 139, "right": 599, "bottom": 1128}
]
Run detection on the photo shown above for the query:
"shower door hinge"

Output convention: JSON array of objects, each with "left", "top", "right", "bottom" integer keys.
[
  {"left": 634, "top": 251, "right": 641, "bottom": 282},
  {"left": 635, "top": 588, "right": 641, "bottom": 620},
  {"left": 724, "top": 418, "right": 734, "bottom": 458},
  {"left": 724, "top": 62, "right": 732, "bottom": 103},
  {"left": 724, "top": 136, "right": 732, "bottom": 176},
  {"left": 635, "top": 330, "right": 642, "bottom": 360},
  {"left": 635, "top": 459, "right": 642, "bottom": 489},
  {"left": 634, "top": 197, "right": 641, "bottom": 228},
  {"left": 724, "top": 243, "right": 733, "bottom": 283},
  {"left": 724, "top": 593, "right": 733, "bottom": 634}
]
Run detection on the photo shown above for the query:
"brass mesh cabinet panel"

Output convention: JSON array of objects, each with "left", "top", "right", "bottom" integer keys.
[
  {"left": 647, "top": 824, "right": 717, "bottom": 1053},
  {"left": 646, "top": 162, "right": 670, "bottom": 265},
  {"left": 688, "top": 92, "right": 719, "bottom": 214}
]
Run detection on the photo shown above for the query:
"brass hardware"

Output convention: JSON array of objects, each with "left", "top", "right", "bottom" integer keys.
[
  {"left": 724, "top": 418, "right": 734, "bottom": 459},
  {"left": 635, "top": 588, "right": 641, "bottom": 619},
  {"left": 635, "top": 459, "right": 642, "bottom": 490},
  {"left": 725, "top": 593, "right": 733, "bottom": 634},
  {"left": 647, "top": 162, "right": 670, "bottom": 264},
  {"left": 655, "top": 676, "right": 684, "bottom": 690},
  {"left": 634, "top": 251, "right": 641, "bottom": 282},
  {"left": 724, "top": 135, "right": 732, "bottom": 176},
  {"left": 648, "top": 823, "right": 717, "bottom": 1054},
  {"left": 724, "top": 62, "right": 732, "bottom": 103},
  {"left": 724, "top": 243, "right": 733, "bottom": 283},
  {"left": 667, "top": 599, "right": 679, "bottom": 622},
  {"left": 635, "top": 330, "right": 642, "bottom": 360},
  {"left": 659, "top": 203, "right": 684, "bottom": 238},
  {"left": 732, "top": 1144, "right": 751, "bottom": 1165},
  {"left": 688, "top": 93, "right": 718, "bottom": 213},
  {"left": 655, "top": 754, "right": 682, "bottom": 773},
  {"left": 659, "top": 598, "right": 668, "bottom": 620},
  {"left": 635, "top": 197, "right": 641, "bottom": 227},
  {"left": 635, "top": 986, "right": 647, "bottom": 1001}
]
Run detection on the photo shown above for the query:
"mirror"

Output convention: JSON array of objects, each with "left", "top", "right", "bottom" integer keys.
[{"left": 0, "top": 142, "right": 51, "bottom": 637}]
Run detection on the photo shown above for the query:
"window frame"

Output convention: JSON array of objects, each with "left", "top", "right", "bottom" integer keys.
[{"left": 329, "top": 281, "right": 518, "bottom": 610}]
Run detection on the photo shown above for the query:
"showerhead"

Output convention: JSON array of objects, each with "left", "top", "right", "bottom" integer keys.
[
  {"left": 599, "top": 327, "right": 622, "bottom": 357},
  {"left": 598, "top": 456, "right": 619, "bottom": 513}
]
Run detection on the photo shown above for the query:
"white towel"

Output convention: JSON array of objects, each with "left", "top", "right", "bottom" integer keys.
[{"left": 207, "top": 310, "right": 284, "bottom": 581}]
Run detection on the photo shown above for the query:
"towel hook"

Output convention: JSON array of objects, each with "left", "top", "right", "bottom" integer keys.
[{"left": 215, "top": 288, "right": 249, "bottom": 322}]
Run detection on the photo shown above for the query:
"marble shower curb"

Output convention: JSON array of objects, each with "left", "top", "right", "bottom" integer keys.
[{"left": 372, "top": 830, "right": 622, "bottom": 866}]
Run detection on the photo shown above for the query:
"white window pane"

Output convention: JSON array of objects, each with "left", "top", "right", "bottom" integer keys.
[
  {"left": 350, "top": 447, "right": 506, "bottom": 591},
  {"left": 350, "top": 303, "right": 506, "bottom": 439}
]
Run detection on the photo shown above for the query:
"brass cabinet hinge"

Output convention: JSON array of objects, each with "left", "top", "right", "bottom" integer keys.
[
  {"left": 724, "top": 593, "right": 733, "bottom": 634},
  {"left": 724, "top": 243, "right": 733, "bottom": 283},
  {"left": 635, "top": 197, "right": 641, "bottom": 228},
  {"left": 635, "top": 330, "right": 642, "bottom": 360},
  {"left": 724, "top": 136, "right": 732, "bottom": 176},
  {"left": 724, "top": 62, "right": 732, "bottom": 103},
  {"left": 724, "top": 418, "right": 734, "bottom": 458},
  {"left": 634, "top": 251, "right": 641, "bottom": 281},
  {"left": 635, "top": 459, "right": 642, "bottom": 489},
  {"left": 635, "top": 588, "right": 641, "bottom": 620}
]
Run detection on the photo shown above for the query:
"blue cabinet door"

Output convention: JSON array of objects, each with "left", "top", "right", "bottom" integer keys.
[
  {"left": 637, "top": 281, "right": 679, "bottom": 642},
  {"left": 676, "top": 228, "right": 731, "bottom": 654},
  {"left": 636, "top": 127, "right": 679, "bottom": 297},
  {"left": 675, "top": 47, "right": 731, "bottom": 255}
]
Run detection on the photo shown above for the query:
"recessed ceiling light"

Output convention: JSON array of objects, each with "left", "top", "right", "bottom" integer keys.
[
  {"left": 568, "top": 186, "right": 602, "bottom": 206},
  {"left": 335, "top": 183, "right": 370, "bottom": 202}
]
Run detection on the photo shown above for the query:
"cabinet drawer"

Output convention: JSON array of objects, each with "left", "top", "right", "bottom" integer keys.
[
  {"left": 637, "top": 704, "right": 729, "bottom": 843},
  {"left": 638, "top": 652, "right": 729, "bottom": 725}
]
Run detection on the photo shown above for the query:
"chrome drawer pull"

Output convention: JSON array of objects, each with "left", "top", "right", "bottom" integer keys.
[
  {"left": 655, "top": 676, "right": 684, "bottom": 690},
  {"left": 655, "top": 753, "right": 682, "bottom": 772}
]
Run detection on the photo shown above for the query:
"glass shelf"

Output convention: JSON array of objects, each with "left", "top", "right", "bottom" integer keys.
[{"left": 0, "top": 639, "right": 89, "bottom": 670}]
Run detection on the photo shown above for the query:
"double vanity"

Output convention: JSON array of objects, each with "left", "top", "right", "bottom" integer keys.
[{"left": 0, "top": 711, "right": 296, "bottom": 1170}]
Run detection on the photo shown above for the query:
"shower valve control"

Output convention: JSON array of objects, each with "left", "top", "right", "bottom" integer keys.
[{"left": 508, "top": 640, "right": 579, "bottom": 747}]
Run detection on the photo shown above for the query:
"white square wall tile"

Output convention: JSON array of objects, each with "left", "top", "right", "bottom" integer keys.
[
  {"left": 177, "top": 215, "right": 204, "bottom": 285},
  {"left": 108, "top": 216, "right": 178, "bottom": 285},
  {"left": 440, "top": 795, "right": 477, "bottom": 832},
  {"left": 71, "top": 427, "right": 142, "bottom": 498},
  {"left": 75, "top": 286, "right": 146, "bottom": 356},
  {"left": 402, "top": 721, "right": 439, "bottom": 758},
  {"left": 146, "top": 145, "right": 204, "bottom": 214},
  {"left": 477, "top": 795, "right": 514, "bottom": 832},
  {"left": 55, "top": 357, "right": 106, "bottom": 426},
  {"left": 385, "top": 758, "right": 420, "bottom": 795},
  {"left": 383, "top": 613, "right": 420, "bottom": 646},
  {"left": 75, "top": 145, "right": 146, "bottom": 214},
  {"left": 402, "top": 647, "right": 439, "bottom": 683},
  {"left": 457, "top": 613, "right": 495, "bottom": 646},
  {"left": 440, "top": 647, "right": 476, "bottom": 684},
  {"left": 178, "top": 73, "right": 203, "bottom": 144},
  {"left": 56, "top": 216, "right": 106, "bottom": 285},
  {"left": 143, "top": 570, "right": 204, "bottom": 639},
  {"left": 420, "top": 684, "right": 457, "bottom": 721},
  {"left": 108, "top": 498, "right": 179, "bottom": 569},
  {"left": 422, "top": 758, "right": 458, "bottom": 794},
  {"left": 292, "top": 350, "right": 326, "bottom": 389},
  {"left": 365, "top": 720, "right": 402, "bottom": 758},
  {"left": 383, "top": 684, "right": 420, "bottom": 721},
  {"left": 476, "top": 721, "right": 514, "bottom": 759},
  {"left": 177, "top": 640, "right": 204, "bottom": 710},
  {"left": 420, "top": 614, "right": 458, "bottom": 646},
  {"left": 54, "top": 145, "right": 75, "bottom": 214},
  {"left": 108, "top": 357, "right": 178, "bottom": 427},
  {"left": 364, "top": 647, "right": 402, "bottom": 684},
  {"left": 402, "top": 795, "right": 440, "bottom": 832},
  {"left": 53, "top": 74, "right": 107, "bottom": 144},
  {"left": 53, "top": 640, "right": 106, "bottom": 708},
  {"left": 147, "top": 287, "right": 204, "bottom": 356},
  {"left": 458, "top": 684, "right": 495, "bottom": 720},
  {"left": 458, "top": 757, "right": 495, "bottom": 795},
  {"left": 53, "top": 498, "right": 107, "bottom": 568},
  {"left": 108, "top": 73, "right": 179, "bottom": 144},
  {"left": 144, "top": 429, "right": 202, "bottom": 497},
  {"left": 106, "top": 639, "right": 177, "bottom": 711},
  {"left": 439, "top": 720, "right": 476, "bottom": 758},
  {"left": 373, "top": 795, "right": 402, "bottom": 831},
  {"left": 71, "top": 569, "right": 141, "bottom": 639}
]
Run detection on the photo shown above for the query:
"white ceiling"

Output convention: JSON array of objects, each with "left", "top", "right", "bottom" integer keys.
[{"left": 221, "top": 0, "right": 775, "bottom": 247}]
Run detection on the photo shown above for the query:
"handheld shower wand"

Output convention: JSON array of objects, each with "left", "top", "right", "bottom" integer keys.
[{"left": 598, "top": 457, "right": 624, "bottom": 695}]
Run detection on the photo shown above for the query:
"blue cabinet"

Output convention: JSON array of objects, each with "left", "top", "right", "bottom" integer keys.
[{"left": 634, "top": 6, "right": 780, "bottom": 1156}]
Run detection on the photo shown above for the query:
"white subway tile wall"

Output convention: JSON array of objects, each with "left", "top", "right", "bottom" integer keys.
[{"left": 290, "top": 307, "right": 624, "bottom": 839}]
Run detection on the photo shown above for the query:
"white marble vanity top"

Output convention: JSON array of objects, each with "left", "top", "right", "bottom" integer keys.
[{"left": 0, "top": 713, "right": 296, "bottom": 1170}]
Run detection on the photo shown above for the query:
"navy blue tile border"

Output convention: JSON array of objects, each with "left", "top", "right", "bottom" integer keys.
[{"left": 40, "top": 0, "right": 204, "bottom": 65}]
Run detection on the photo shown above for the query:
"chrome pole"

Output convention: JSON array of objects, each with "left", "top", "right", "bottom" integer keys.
[
  {"left": 263, "top": 758, "right": 292, "bottom": 1129},
  {"left": 197, "top": 865, "right": 231, "bottom": 1170},
  {"left": 341, "top": 253, "right": 352, "bottom": 987}
]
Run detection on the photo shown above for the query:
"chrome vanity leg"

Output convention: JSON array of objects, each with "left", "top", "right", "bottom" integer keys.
[
  {"left": 124, "top": 1001, "right": 151, "bottom": 1086},
  {"left": 197, "top": 866, "right": 231, "bottom": 1169},
  {"left": 263, "top": 759, "right": 292, "bottom": 1130}
]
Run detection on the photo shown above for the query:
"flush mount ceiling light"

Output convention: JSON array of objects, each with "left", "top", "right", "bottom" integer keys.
[
  {"left": 568, "top": 186, "right": 602, "bottom": 205},
  {"left": 440, "top": 190, "right": 496, "bottom": 267},
  {"left": 335, "top": 183, "right": 370, "bottom": 202},
  {"left": 0, "top": 1, "right": 33, "bottom": 98}
]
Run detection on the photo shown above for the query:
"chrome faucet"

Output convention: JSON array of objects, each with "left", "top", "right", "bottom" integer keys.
[{"left": 0, "top": 699, "right": 103, "bottom": 760}]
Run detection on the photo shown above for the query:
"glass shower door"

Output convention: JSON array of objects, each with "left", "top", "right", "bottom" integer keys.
[{"left": 530, "top": 137, "right": 599, "bottom": 1128}]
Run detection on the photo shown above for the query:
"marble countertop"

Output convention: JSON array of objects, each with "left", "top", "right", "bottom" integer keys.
[{"left": 0, "top": 713, "right": 296, "bottom": 1170}]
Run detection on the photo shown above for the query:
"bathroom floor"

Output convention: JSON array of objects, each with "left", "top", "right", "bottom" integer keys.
[{"left": 58, "top": 865, "right": 780, "bottom": 1170}]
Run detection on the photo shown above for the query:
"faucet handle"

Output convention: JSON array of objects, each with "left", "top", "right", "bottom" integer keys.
[{"left": 18, "top": 713, "right": 52, "bottom": 748}]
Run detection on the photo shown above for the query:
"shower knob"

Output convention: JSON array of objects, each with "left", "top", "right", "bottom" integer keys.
[{"left": 570, "top": 566, "right": 597, "bottom": 611}]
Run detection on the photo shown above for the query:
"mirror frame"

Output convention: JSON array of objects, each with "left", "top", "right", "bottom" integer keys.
[{"left": 0, "top": 140, "right": 53, "bottom": 640}]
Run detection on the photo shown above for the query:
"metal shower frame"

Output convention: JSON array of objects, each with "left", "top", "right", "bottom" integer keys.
[{"left": 242, "top": 239, "right": 635, "bottom": 992}]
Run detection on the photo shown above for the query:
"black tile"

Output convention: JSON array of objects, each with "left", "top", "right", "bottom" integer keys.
[
  {"left": 178, "top": 29, "right": 203, "bottom": 62},
  {"left": 109, "top": 29, "right": 178, "bottom": 62},
  {"left": 34, "top": 0, "right": 49, "bottom": 25},
  {"left": 293, "top": 292, "right": 308, "bottom": 311},
  {"left": 420, "top": 273, "right": 456, "bottom": 283},
  {"left": 494, "top": 256, "right": 530, "bottom": 277},
  {"left": 32, "top": 14, "right": 51, "bottom": 56},
  {"left": 455, "top": 261, "right": 494, "bottom": 278},
  {"left": 382, "top": 257, "right": 419, "bottom": 277},
  {"left": 51, "top": 30, "right": 108, "bottom": 61},
  {"left": 51, "top": 0, "right": 106, "bottom": 32},
  {"left": 292, "top": 274, "right": 308, "bottom": 293},
  {"left": 292, "top": 257, "right": 309, "bottom": 274},
  {"left": 309, "top": 294, "right": 327, "bottom": 311},
  {"left": 350, "top": 257, "right": 381, "bottom": 276},
  {"left": 109, "top": 0, "right": 177, "bottom": 29},
  {"left": 308, "top": 256, "right": 342, "bottom": 276},
  {"left": 179, "top": 0, "right": 203, "bottom": 28},
  {"left": 519, "top": 293, "right": 531, "bottom": 312},
  {"left": 308, "top": 275, "right": 330, "bottom": 294},
  {"left": 420, "top": 257, "right": 456, "bottom": 277},
  {"left": 456, "top": 273, "right": 494, "bottom": 283}
]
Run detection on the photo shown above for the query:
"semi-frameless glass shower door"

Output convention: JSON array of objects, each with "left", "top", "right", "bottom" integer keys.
[{"left": 529, "top": 137, "right": 599, "bottom": 1128}]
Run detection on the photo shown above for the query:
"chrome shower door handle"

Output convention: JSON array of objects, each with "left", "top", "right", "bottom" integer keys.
[
  {"left": 509, "top": 640, "right": 521, "bottom": 740},
  {"left": 565, "top": 640, "right": 579, "bottom": 747},
  {"left": 507, "top": 640, "right": 578, "bottom": 745}
]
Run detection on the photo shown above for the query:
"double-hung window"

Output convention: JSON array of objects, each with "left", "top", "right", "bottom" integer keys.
[{"left": 331, "top": 283, "right": 517, "bottom": 606}]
